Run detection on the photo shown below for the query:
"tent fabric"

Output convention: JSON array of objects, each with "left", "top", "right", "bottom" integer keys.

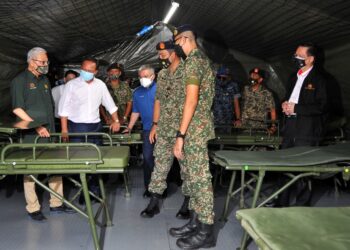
[{"left": 0, "top": 0, "right": 349, "bottom": 117}]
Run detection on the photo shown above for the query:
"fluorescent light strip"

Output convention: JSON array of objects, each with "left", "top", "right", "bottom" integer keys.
[{"left": 162, "top": 2, "right": 180, "bottom": 24}]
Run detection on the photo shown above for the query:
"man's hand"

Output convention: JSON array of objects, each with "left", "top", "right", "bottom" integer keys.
[
  {"left": 173, "top": 138, "right": 184, "bottom": 160},
  {"left": 282, "top": 101, "right": 289, "bottom": 114},
  {"left": 36, "top": 126, "right": 50, "bottom": 137},
  {"left": 61, "top": 130, "right": 69, "bottom": 142},
  {"left": 110, "top": 121, "right": 120, "bottom": 133},
  {"left": 234, "top": 119, "right": 242, "bottom": 127},
  {"left": 149, "top": 125, "right": 157, "bottom": 144},
  {"left": 267, "top": 125, "right": 277, "bottom": 135}
]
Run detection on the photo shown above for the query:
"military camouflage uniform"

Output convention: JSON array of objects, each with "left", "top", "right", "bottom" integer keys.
[
  {"left": 180, "top": 49, "right": 215, "bottom": 225},
  {"left": 241, "top": 85, "right": 275, "bottom": 128},
  {"left": 148, "top": 62, "right": 190, "bottom": 197},
  {"left": 108, "top": 81, "right": 132, "bottom": 118},
  {"left": 213, "top": 79, "right": 240, "bottom": 125}
]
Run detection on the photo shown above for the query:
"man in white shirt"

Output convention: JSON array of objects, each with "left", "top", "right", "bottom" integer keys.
[
  {"left": 52, "top": 70, "right": 79, "bottom": 119},
  {"left": 59, "top": 57, "right": 120, "bottom": 142}
]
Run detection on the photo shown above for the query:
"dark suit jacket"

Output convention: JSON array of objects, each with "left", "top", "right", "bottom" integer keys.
[{"left": 283, "top": 67, "right": 328, "bottom": 143}]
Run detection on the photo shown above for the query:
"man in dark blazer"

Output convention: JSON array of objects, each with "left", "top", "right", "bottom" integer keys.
[{"left": 277, "top": 43, "right": 328, "bottom": 206}]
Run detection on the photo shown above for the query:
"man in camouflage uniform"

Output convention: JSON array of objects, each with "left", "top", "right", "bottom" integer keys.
[
  {"left": 237, "top": 67, "right": 277, "bottom": 133},
  {"left": 170, "top": 25, "right": 216, "bottom": 249},
  {"left": 213, "top": 66, "right": 241, "bottom": 125},
  {"left": 101, "top": 63, "right": 132, "bottom": 125},
  {"left": 140, "top": 41, "right": 190, "bottom": 220}
]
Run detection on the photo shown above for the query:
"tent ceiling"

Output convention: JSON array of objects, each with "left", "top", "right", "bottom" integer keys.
[{"left": 0, "top": 0, "right": 350, "bottom": 63}]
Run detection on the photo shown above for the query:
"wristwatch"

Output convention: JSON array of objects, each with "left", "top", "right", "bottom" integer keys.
[
  {"left": 152, "top": 121, "right": 158, "bottom": 126},
  {"left": 176, "top": 130, "right": 186, "bottom": 139},
  {"left": 114, "top": 119, "right": 120, "bottom": 123}
]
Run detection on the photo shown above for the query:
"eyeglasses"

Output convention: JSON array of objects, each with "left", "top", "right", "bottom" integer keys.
[
  {"left": 32, "top": 59, "right": 50, "bottom": 65},
  {"left": 217, "top": 76, "right": 228, "bottom": 81}
]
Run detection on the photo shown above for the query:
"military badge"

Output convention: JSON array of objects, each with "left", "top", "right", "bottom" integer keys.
[
  {"left": 173, "top": 29, "right": 178, "bottom": 36},
  {"left": 29, "top": 83, "right": 36, "bottom": 89},
  {"left": 159, "top": 42, "right": 165, "bottom": 49},
  {"left": 44, "top": 84, "right": 49, "bottom": 89}
]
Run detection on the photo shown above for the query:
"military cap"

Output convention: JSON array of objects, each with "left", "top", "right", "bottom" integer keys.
[
  {"left": 173, "top": 24, "right": 197, "bottom": 39},
  {"left": 156, "top": 40, "right": 174, "bottom": 50},
  {"left": 249, "top": 67, "right": 265, "bottom": 78},
  {"left": 107, "top": 63, "right": 124, "bottom": 72}
]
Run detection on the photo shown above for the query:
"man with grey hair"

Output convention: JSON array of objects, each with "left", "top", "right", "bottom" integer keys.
[
  {"left": 123, "top": 64, "right": 157, "bottom": 197},
  {"left": 11, "top": 47, "right": 73, "bottom": 222}
]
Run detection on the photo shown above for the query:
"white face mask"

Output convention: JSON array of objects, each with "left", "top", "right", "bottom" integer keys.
[{"left": 140, "top": 77, "right": 153, "bottom": 88}]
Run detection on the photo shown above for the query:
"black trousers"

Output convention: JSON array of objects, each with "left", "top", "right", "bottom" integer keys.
[{"left": 277, "top": 117, "right": 320, "bottom": 206}]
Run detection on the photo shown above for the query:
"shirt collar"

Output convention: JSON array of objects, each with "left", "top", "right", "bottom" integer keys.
[{"left": 297, "top": 66, "right": 313, "bottom": 77}]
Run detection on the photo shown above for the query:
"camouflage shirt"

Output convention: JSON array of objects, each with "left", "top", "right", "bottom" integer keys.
[
  {"left": 241, "top": 85, "right": 275, "bottom": 128},
  {"left": 213, "top": 79, "right": 241, "bottom": 125},
  {"left": 156, "top": 61, "right": 185, "bottom": 137},
  {"left": 182, "top": 49, "right": 215, "bottom": 142},
  {"left": 108, "top": 81, "right": 132, "bottom": 117}
]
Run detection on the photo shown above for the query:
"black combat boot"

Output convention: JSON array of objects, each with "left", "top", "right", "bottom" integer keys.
[
  {"left": 140, "top": 192, "right": 162, "bottom": 218},
  {"left": 176, "top": 196, "right": 190, "bottom": 219},
  {"left": 176, "top": 221, "right": 216, "bottom": 249},
  {"left": 169, "top": 210, "right": 198, "bottom": 238}
]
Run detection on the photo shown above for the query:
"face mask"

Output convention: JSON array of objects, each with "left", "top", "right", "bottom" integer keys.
[
  {"left": 159, "top": 58, "right": 171, "bottom": 69},
  {"left": 174, "top": 44, "right": 187, "bottom": 60},
  {"left": 140, "top": 77, "right": 152, "bottom": 88},
  {"left": 249, "top": 78, "right": 259, "bottom": 85},
  {"left": 80, "top": 70, "right": 94, "bottom": 82},
  {"left": 293, "top": 56, "right": 306, "bottom": 69},
  {"left": 109, "top": 73, "right": 120, "bottom": 81},
  {"left": 36, "top": 65, "right": 49, "bottom": 75}
]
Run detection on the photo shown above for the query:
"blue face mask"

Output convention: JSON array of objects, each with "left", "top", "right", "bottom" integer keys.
[{"left": 80, "top": 69, "right": 94, "bottom": 82}]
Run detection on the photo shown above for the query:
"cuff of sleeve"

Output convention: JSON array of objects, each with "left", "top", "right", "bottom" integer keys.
[
  {"left": 186, "top": 77, "right": 200, "bottom": 86},
  {"left": 108, "top": 106, "right": 118, "bottom": 115}
]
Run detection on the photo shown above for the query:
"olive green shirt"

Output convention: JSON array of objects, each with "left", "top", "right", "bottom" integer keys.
[
  {"left": 10, "top": 69, "right": 55, "bottom": 133},
  {"left": 108, "top": 81, "right": 132, "bottom": 117},
  {"left": 182, "top": 49, "right": 215, "bottom": 142},
  {"left": 156, "top": 61, "right": 185, "bottom": 137}
]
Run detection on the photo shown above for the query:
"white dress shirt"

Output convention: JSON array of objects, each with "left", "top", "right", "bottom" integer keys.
[
  {"left": 289, "top": 66, "right": 313, "bottom": 104},
  {"left": 58, "top": 76, "right": 117, "bottom": 123},
  {"left": 52, "top": 84, "right": 65, "bottom": 118}
]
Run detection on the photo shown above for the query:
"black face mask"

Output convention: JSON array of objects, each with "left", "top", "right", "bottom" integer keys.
[
  {"left": 249, "top": 78, "right": 258, "bottom": 85},
  {"left": 109, "top": 74, "right": 120, "bottom": 81},
  {"left": 174, "top": 44, "right": 187, "bottom": 60},
  {"left": 293, "top": 56, "right": 306, "bottom": 69},
  {"left": 159, "top": 58, "right": 171, "bottom": 69}
]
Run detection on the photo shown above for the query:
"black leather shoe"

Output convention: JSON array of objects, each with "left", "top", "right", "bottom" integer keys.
[
  {"left": 140, "top": 193, "right": 162, "bottom": 218},
  {"left": 176, "top": 196, "right": 190, "bottom": 220},
  {"left": 169, "top": 211, "right": 197, "bottom": 238},
  {"left": 28, "top": 211, "right": 47, "bottom": 222},
  {"left": 50, "top": 205, "right": 77, "bottom": 214},
  {"left": 143, "top": 189, "right": 151, "bottom": 198},
  {"left": 176, "top": 221, "right": 216, "bottom": 249}
]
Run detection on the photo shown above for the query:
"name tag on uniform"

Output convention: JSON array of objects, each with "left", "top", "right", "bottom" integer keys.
[{"left": 28, "top": 83, "right": 37, "bottom": 89}]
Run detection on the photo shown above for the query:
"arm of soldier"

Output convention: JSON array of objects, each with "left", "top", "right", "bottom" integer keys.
[
  {"left": 174, "top": 84, "right": 199, "bottom": 160},
  {"left": 99, "top": 105, "right": 111, "bottom": 125},
  {"left": 11, "top": 78, "right": 33, "bottom": 122},
  {"left": 122, "top": 101, "right": 132, "bottom": 124},
  {"left": 13, "top": 108, "right": 33, "bottom": 121},
  {"left": 233, "top": 97, "right": 241, "bottom": 126},
  {"left": 123, "top": 85, "right": 133, "bottom": 122},
  {"left": 149, "top": 100, "right": 160, "bottom": 144},
  {"left": 267, "top": 108, "right": 277, "bottom": 135}
]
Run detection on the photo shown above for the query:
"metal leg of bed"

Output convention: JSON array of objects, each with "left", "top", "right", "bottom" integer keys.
[
  {"left": 98, "top": 175, "right": 112, "bottom": 227},
  {"left": 220, "top": 170, "right": 236, "bottom": 222},
  {"left": 81, "top": 173, "right": 100, "bottom": 250}
]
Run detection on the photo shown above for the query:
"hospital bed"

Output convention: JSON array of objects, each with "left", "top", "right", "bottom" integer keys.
[
  {"left": 0, "top": 132, "right": 130, "bottom": 250},
  {"left": 211, "top": 141, "right": 350, "bottom": 249},
  {"left": 236, "top": 207, "right": 350, "bottom": 250}
]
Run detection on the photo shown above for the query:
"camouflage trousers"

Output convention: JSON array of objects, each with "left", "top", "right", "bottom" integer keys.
[
  {"left": 149, "top": 136, "right": 190, "bottom": 197},
  {"left": 179, "top": 138, "right": 214, "bottom": 225}
]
